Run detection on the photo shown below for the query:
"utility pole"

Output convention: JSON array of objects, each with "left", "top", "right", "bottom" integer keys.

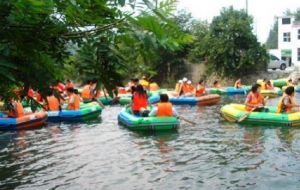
[{"left": 246, "top": 0, "right": 248, "bottom": 14}]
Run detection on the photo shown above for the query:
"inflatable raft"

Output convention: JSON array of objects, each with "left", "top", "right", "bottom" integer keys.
[
  {"left": 220, "top": 103, "right": 300, "bottom": 127},
  {"left": 118, "top": 108, "right": 179, "bottom": 131},
  {"left": 260, "top": 88, "right": 282, "bottom": 98},
  {"left": 207, "top": 86, "right": 251, "bottom": 95},
  {"left": 47, "top": 102, "right": 102, "bottom": 122},
  {"left": 0, "top": 112, "right": 47, "bottom": 130},
  {"left": 257, "top": 79, "right": 287, "bottom": 88},
  {"left": 149, "top": 94, "right": 221, "bottom": 106}
]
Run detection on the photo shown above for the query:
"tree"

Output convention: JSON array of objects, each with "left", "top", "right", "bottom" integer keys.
[
  {"left": 199, "top": 7, "right": 268, "bottom": 77},
  {"left": 265, "top": 21, "right": 278, "bottom": 49}
]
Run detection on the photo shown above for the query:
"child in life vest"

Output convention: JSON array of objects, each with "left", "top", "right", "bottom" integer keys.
[
  {"left": 245, "top": 84, "right": 268, "bottom": 112},
  {"left": 277, "top": 86, "right": 298, "bottom": 113},
  {"left": 131, "top": 84, "right": 148, "bottom": 116},
  {"left": 149, "top": 94, "right": 178, "bottom": 117},
  {"left": 195, "top": 79, "right": 206, "bottom": 96}
]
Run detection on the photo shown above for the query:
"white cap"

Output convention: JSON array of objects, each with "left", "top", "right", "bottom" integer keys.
[
  {"left": 187, "top": 80, "right": 192, "bottom": 84},
  {"left": 178, "top": 80, "right": 183, "bottom": 83},
  {"left": 182, "top": 77, "right": 188, "bottom": 82}
]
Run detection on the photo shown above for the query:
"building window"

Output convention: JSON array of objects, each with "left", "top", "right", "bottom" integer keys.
[
  {"left": 298, "top": 29, "right": 300, "bottom": 40},
  {"left": 298, "top": 48, "right": 300, "bottom": 61},
  {"left": 282, "top": 18, "right": 291, "bottom": 24},
  {"left": 283, "top": 32, "right": 291, "bottom": 42}
]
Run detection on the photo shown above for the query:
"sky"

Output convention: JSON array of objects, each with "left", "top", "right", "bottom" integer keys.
[{"left": 177, "top": 0, "right": 300, "bottom": 43}]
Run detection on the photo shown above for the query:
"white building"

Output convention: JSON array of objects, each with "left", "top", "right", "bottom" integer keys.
[{"left": 277, "top": 16, "right": 300, "bottom": 66}]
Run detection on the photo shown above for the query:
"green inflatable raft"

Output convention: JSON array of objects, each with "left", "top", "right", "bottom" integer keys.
[
  {"left": 257, "top": 78, "right": 287, "bottom": 88},
  {"left": 220, "top": 104, "right": 300, "bottom": 127},
  {"left": 118, "top": 108, "right": 179, "bottom": 131}
]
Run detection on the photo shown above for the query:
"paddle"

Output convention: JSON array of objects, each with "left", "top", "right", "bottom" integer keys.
[
  {"left": 178, "top": 116, "right": 196, "bottom": 125},
  {"left": 237, "top": 96, "right": 269, "bottom": 123}
]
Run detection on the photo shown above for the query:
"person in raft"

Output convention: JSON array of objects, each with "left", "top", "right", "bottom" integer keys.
[
  {"left": 66, "top": 88, "right": 80, "bottom": 110},
  {"left": 260, "top": 78, "right": 268, "bottom": 90},
  {"left": 65, "top": 79, "right": 74, "bottom": 89},
  {"left": 183, "top": 80, "right": 195, "bottom": 96},
  {"left": 174, "top": 80, "right": 183, "bottom": 96},
  {"left": 213, "top": 80, "right": 222, "bottom": 88},
  {"left": 265, "top": 80, "right": 274, "bottom": 90},
  {"left": 287, "top": 79, "right": 294, "bottom": 86},
  {"left": 245, "top": 84, "right": 268, "bottom": 112},
  {"left": 195, "top": 79, "right": 206, "bottom": 96},
  {"left": 45, "top": 89, "right": 61, "bottom": 111},
  {"left": 277, "top": 86, "right": 299, "bottom": 113},
  {"left": 6, "top": 97, "right": 24, "bottom": 118},
  {"left": 149, "top": 94, "right": 178, "bottom": 117},
  {"left": 81, "top": 79, "right": 98, "bottom": 102},
  {"left": 149, "top": 79, "right": 160, "bottom": 91},
  {"left": 139, "top": 76, "right": 149, "bottom": 90},
  {"left": 234, "top": 79, "right": 242, "bottom": 88},
  {"left": 131, "top": 84, "right": 149, "bottom": 116}
]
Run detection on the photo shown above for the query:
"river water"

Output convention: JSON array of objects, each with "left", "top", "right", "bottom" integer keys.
[{"left": 1, "top": 95, "right": 300, "bottom": 190}]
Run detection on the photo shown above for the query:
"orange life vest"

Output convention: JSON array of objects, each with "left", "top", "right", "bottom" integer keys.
[
  {"left": 196, "top": 85, "right": 205, "bottom": 96},
  {"left": 68, "top": 94, "right": 80, "bottom": 110},
  {"left": 149, "top": 83, "right": 159, "bottom": 91},
  {"left": 47, "top": 95, "right": 60, "bottom": 111},
  {"left": 81, "top": 85, "right": 92, "bottom": 99},
  {"left": 7, "top": 102, "right": 24, "bottom": 118},
  {"left": 157, "top": 102, "right": 173, "bottom": 117},
  {"left": 245, "top": 92, "right": 263, "bottom": 111},
  {"left": 182, "top": 84, "right": 194, "bottom": 93},
  {"left": 277, "top": 95, "right": 294, "bottom": 113},
  {"left": 132, "top": 92, "right": 148, "bottom": 111}
]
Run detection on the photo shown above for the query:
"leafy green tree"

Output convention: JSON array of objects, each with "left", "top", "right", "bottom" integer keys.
[
  {"left": 265, "top": 21, "right": 278, "bottom": 49},
  {"left": 198, "top": 7, "right": 268, "bottom": 77}
]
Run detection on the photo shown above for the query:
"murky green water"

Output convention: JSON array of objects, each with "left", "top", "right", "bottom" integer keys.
[{"left": 1, "top": 95, "right": 300, "bottom": 190}]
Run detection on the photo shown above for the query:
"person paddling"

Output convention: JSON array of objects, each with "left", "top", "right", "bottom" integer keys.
[
  {"left": 149, "top": 94, "right": 178, "bottom": 117},
  {"left": 195, "top": 79, "right": 206, "bottom": 96},
  {"left": 131, "top": 84, "right": 148, "bottom": 116},
  {"left": 277, "top": 86, "right": 299, "bottom": 113},
  {"left": 245, "top": 84, "right": 268, "bottom": 112}
]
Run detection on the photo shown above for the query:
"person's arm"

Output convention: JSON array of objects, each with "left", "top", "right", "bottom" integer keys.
[{"left": 148, "top": 107, "right": 158, "bottom": 117}]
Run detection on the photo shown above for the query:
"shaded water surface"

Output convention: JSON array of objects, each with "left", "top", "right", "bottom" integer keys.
[{"left": 1, "top": 95, "right": 300, "bottom": 189}]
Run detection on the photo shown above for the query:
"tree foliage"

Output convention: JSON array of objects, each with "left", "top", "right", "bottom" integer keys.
[
  {"left": 197, "top": 7, "right": 268, "bottom": 77},
  {"left": 265, "top": 21, "right": 278, "bottom": 49}
]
